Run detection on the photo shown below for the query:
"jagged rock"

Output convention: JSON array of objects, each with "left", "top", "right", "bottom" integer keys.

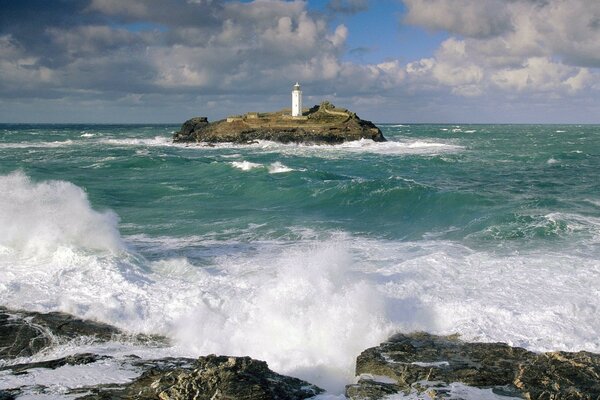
[
  {"left": 78, "top": 355, "right": 323, "bottom": 400},
  {"left": 0, "top": 307, "right": 165, "bottom": 360},
  {"left": 155, "top": 355, "right": 323, "bottom": 400},
  {"left": 346, "top": 332, "right": 600, "bottom": 400},
  {"left": 0, "top": 308, "right": 321, "bottom": 399},
  {"left": 173, "top": 102, "right": 386, "bottom": 144},
  {"left": 175, "top": 116, "right": 209, "bottom": 141}
]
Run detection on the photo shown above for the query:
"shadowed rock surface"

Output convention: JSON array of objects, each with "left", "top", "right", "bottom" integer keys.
[
  {"left": 346, "top": 332, "right": 600, "bottom": 400},
  {"left": 0, "top": 306, "right": 124, "bottom": 359},
  {"left": 173, "top": 101, "right": 386, "bottom": 144}
]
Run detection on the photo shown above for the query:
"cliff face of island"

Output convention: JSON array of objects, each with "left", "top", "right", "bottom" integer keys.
[{"left": 173, "top": 101, "right": 386, "bottom": 144}]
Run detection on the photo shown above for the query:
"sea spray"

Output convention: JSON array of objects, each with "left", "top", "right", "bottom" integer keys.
[
  {"left": 170, "top": 242, "right": 393, "bottom": 391},
  {"left": 0, "top": 171, "right": 123, "bottom": 256},
  {"left": 0, "top": 172, "right": 393, "bottom": 392}
]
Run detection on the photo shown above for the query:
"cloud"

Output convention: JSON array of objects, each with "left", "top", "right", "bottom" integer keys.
[
  {"left": 401, "top": 0, "right": 600, "bottom": 103},
  {"left": 0, "top": 0, "right": 408, "bottom": 105},
  {"left": 404, "top": 0, "right": 600, "bottom": 68},
  {"left": 0, "top": 0, "right": 599, "bottom": 123},
  {"left": 404, "top": 0, "right": 512, "bottom": 38},
  {"left": 327, "top": 0, "right": 370, "bottom": 15}
]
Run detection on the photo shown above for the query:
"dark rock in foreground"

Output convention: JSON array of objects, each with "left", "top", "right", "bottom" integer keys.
[
  {"left": 0, "top": 307, "right": 322, "bottom": 399},
  {"left": 173, "top": 101, "right": 386, "bottom": 144},
  {"left": 0, "top": 306, "right": 163, "bottom": 360},
  {"left": 347, "top": 332, "right": 600, "bottom": 400},
  {"left": 78, "top": 355, "right": 323, "bottom": 400},
  {"left": 4, "top": 307, "right": 600, "bottom": 400},
  {"left": 0, "top": 306, "right": 122, "bottom": 360}
]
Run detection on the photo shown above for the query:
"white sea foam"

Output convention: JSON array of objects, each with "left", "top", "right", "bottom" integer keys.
[
  {"left": 80, "top": 133, "right": 96, "bottom": 138},
  {"left": 0, "top": 140, "right": 75, "bottom": 149},
  {"left": 177, "top": 138, "right": 463, "bottom": 157},
  {"left": 0, "top": 171, "right": 123, "bottom": 257},
  {"left": 326, "top": 139, "right": 463, "bottom": 156},
  {"left": 268, "top": 161, "right": 294, "bottom": 173},
  {"left": 230, "top": 160, "right": 263, "bottom": 170},
  {"left": 0, "top": 358, "right": 141, "bottom": 394},
  {"left": 100, "top": 136, "right": 172, "bottom": 147},
  {"left": 547, "top": 157, "right": 559, "bottom": 164},
  {"left": 3, "top": 173, "right": 600, "bottom": 394}
]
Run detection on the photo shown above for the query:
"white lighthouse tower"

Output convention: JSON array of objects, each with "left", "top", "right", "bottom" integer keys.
[{"left": 292, "top": 82, "right": 302, "bottom": 117}]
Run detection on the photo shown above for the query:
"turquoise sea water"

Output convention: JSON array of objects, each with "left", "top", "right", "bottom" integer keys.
[{"left": 1, "top": 123, "right": 600, "bottom": 393}]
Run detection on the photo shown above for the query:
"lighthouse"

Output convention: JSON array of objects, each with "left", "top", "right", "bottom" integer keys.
[{"left": 292, "top": 82, "right": 302, "bottom": 117}]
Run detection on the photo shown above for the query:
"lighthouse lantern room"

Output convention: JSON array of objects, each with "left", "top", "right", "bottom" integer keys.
[{"left": 292, "top": 82, "right": 302, "bottom": 117}]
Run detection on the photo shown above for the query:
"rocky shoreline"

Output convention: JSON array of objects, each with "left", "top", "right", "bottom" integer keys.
[
  {"left": 2, "top": 307, "right": 600, "bottom": 399},
  {"left": 173, "top": 101, "right": 386, "bottom": 144}
]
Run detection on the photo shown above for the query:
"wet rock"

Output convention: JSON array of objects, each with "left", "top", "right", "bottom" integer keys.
[
  {"left": 1, "top": 353, "right": 109, "bottom": 374},
  {"left": 78, "top": 355, "right": 323, "bottom": 400},
  {"left": 346, "top": 332, "right": 600, "bottom": 400},
  {"left": 0, "top": 307, "right": 165, "bottom": 360}
]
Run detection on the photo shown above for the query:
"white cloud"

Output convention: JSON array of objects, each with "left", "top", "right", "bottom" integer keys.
[
  {"left": 491, "top": 57, "right": 592, "bottom": 94},
  {"left": 401, "top": 0, "right": 600, "bottom": 100},
  {"left": 404, "top": 0, "right": 600, "bottom": 68},
  {"left": 1, "top": 0, "right": 599, "bottom": 122}
]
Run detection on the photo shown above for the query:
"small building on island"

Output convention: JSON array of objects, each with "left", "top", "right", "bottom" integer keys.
[{"left": 292, "top": 82, "right": 302, "bottom": 117}]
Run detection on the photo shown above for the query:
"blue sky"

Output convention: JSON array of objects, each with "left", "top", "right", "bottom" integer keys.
[
  {"left": 0, "top": 0, "right": 599, "bottom": 123},
  {"left": 326, "top": 0, "right": 448, "bottom": 64}
]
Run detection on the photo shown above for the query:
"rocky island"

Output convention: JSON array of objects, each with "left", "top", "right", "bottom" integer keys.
[{"left": 173, "top": 101, "right": 386, "bottom": 144}]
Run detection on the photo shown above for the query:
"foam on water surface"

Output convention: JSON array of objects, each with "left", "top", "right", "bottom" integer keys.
[
  {"left": 268, "top": 161, "right": 294, "bottom": 173},
  {"left": 174, "top": 138, "right": 463, "bottom": 157},
  {"left": 2, "top": 123, "right": 600, "bottom": 395},
  {"left": 230, "top": 160, "right": 263, "bottom": 170},
  {"left": 2, "top": 173, "right": 600, "bottom": 392}
]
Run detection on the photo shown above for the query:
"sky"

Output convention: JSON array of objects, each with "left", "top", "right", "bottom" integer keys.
[{"left": 0, "top": 0, "right": 599, "bottom": 123}]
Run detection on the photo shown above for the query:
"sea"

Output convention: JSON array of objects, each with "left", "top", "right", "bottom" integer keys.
[{"left": 1, "top": 123, "right": 599, "bottom": 397}]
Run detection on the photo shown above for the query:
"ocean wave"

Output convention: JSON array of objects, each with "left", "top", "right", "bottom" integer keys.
[
  {"left": 100, "top": 136, "right": 173, "bottom": 147},
  {"left": 179, "top": 138, "right": 463, "bottom": 156},
  {"left": 467, "top": 211, "right": 600, "bottom": 242},
  {"left": 268, "top": 161, "right": 294, "bottom": 173},
  {"left": 0, "top": 140, "right": 75, "bottom": 149},
  {"left": 2, "top": 172, "right": 600, "bottom": 393},
  {"left": 0, "top": 173, "right": 391, "bottom": 392},
  {"left": 229, "top": 160, "right": 296, "bottom": 173},
  {"left": 0, "top": 171, "right": 123, "bottom": 257},
  {"left": 230, "top": 160, "right": 262, "bottom": 170}
]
